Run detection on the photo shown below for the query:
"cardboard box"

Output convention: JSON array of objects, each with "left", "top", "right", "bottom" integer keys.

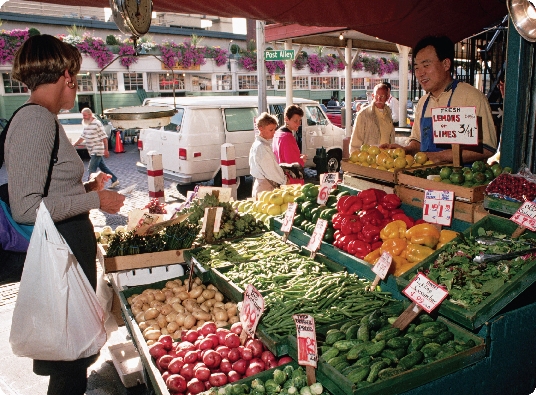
[
  {"left": 108, "top": 342, "right": 145, "bottom": 388},
  {"left": 397, "top": 168, "right": 487, "bottom": 202},
  {"left": 395, "top": 185, "right": 479, "bottom": 223},
  {"left": 98, "top": 244, "right": 189, "bottom": 273}
]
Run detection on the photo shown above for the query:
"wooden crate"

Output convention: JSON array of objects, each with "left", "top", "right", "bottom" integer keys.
[
  {"left": 98, "top": 244, "right": 188, "bottom": 273},
  {"left": 395, "top": 185, "right": 480, "bottom": 223},
  {"left": 341, "top": 159, "right": 398, "bottom": 182},
  {"left": 397, "top": 168, "right": 487, "bottom": 202},
  {"left": 342, "top": 173, "right": 394, "bottom": 194}
]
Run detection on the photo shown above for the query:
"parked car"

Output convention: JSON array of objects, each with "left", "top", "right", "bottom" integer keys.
[
  {"left": 58, "top": 112, "right": 114, "bottom": 151},
  {"left": 137, "top": 96, "right": 346, "bottom": 194}
]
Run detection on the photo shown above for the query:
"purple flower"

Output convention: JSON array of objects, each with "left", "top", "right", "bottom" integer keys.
[
  {"left": 119, "top": 44, "right": 137, "bottom": 68},
  {"left": 265, "top": 60, "right": 285, "bottom": 75},
  {"left": 307, "top": 54, "right": 326, "bottom": 74}
]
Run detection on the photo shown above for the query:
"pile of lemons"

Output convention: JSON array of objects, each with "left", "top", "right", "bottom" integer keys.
[
  {"left": 348, "top": 144, "right": 433, "bottom": 171},
  {"left": 231, "top": 185, "right": 302, "bottom": 225}
]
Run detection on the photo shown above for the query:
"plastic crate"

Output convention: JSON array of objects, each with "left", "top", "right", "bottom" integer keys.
[{"left": 108, "top": 342, "right": 145, "bottom": 388}]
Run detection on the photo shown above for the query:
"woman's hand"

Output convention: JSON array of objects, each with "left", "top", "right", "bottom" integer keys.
[
  {"left": 85, "top": 172, "right": 112, "bottom": 192},
  {"left": 97, "top": 190, "right": 125, "bottom": 214}
]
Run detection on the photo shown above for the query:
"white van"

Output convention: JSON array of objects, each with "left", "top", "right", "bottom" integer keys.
[{"left": 136, "top": 96, "right": 346, "bottom": 193}]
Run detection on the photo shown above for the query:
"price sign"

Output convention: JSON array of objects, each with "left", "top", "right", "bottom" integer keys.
[
  {"left": 510, "top": 201, "right": 536, "bottom": 231},
  {"left": 431, "top": 106, "right": 478, "bottom": 145},
  {"left": 372, "top": 252, "right": 393, "bottom": 280},
  {"left": 281, "top": 202, "right": 298, "bottom": 233},
  {"left": 423, "top": 190, "right": 454, "bottom": 226},
  {"left": 317, "top": 173, "right": 339, "bottom": 205},
  {"left": 402, "top": 273, "right": 449, "bottom": 313},
  {"left": 240, "top": 285, "right": 265, "bottom": 338},
  {"left": 201, "top": 207, "right": 223, "bottom": 233},
  {"left": 197, "top": 186, "right": 232, "bottom": 202},
  {"left": 306, "top": 219, "right": 328, "bottom": 252},
  {"left": 293, "top": 314, "right": 317, "bottom": 367}
]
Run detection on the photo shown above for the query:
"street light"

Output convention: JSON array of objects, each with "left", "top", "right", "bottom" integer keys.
[{"left": 228, "top": 40, "right": 234, "bottom": 71}]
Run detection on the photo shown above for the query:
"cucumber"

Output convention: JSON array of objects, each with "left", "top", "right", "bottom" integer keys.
[
  {"left": 398, "top": 350, "right": 424, "bottom": 370},
  {"left": 333, "top": 339, "right": 362, "bottom": 351},
  {"left": 327, "top": 355, "right": 346, "bottom": 367},
  {"left": 346, "top": 366, "right": 370, "bottom": 384},
  {"left": 387, "top": 336, "right": 411, "bottom": 350},
  {"left": 407, "top": 337, "right": 426, "bottom": 353},
  {"left": 418, "top": 314, "right": 435, "bottom": 323},
  {"left": 321, "top": 347, "right": 340, "bottom": 361},
  {"left": 435, "top": 331, "right": 454, "bottom": 345},
  {"left": 421, "top": 342, "right": 442, "bottom": 358},
  {"left": 347, "top": 342, "right": 370, "bottom": 360},
  {"left": 415, "top": 321, "right": 447, "bottom": 334},
  {"left": 325, "top": 330, "right": 346, "bottom": 345},
  {"left": 334, "top": 361, "right": 350, "bottom": 372},
  {"left": 358, "top": 339, "right": 386, "bottom": 358},
  {"left": 368, "top": 318, "right": 383, "bottom": 331},
  {"left": 340, "top": 321, "right": 356, "bottom": 332},
  {"left": 423, "top": 324, "right": 447, "bottom": 338},
  {"left": 345, "top": 324, "right": 359, "bottom": 340},
  {"left": 378, "top": 367, "right": 405, "bottom": 380},
  {"left": 367, "top": 360, "right": 389, "bottom": 383},
  {"left": 436, "top": 347, "right": 457, "bottom": 360},
  {"left": 380, "top": 347, "right": 407, "bottom": 363},
  {"left": 357, "top": 323, "right": 370, "bottom": 342},
  {"left": 374, "top": 327, "right": 401, "bottom": 342}
]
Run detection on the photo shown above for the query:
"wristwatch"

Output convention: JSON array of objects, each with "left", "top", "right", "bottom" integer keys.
[{"left": 109, "top": 0, "right": 153, "bottom": 38}]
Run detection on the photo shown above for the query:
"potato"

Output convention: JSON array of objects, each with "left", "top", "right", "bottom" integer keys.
[
  {"left": 226, "top": 304, "right": 237, "bottom": 317},
  {"left": 166, "top": 280, "right": 181, "bottom": 289},
  {"left": 196, "top": 295, "right": 206, "bottom": 304},
  {"left": 141, "top": 304, "right": 150, "bottom": 312},
  {"left": 188, "top": 286, "right": 203, "bottom": 299},
  {"left": 160, "top": 328, "right": 169, "bottom": 336},
  {"left": 175, "top": 313, "right": 186, "bottom": 326},
  {"left": 138, "top": 321, "right": 150, "bottom": 331},
  {"left": 135, "top": 311, "right": 145, "bottom": 323},
  {"left": 204, "top": 299, "right": 215, "bottom": 308},
  {"left": 166, "top": 312, "right": 178, "bottom": 323},
  {"left": 144, "top": 329, "right": 162, "bottom": 340},
  {"left": 153, "top": 290, "right": 166, "bottom": 302},
  {"left": 183, "top": 314, "right": 196, "bottom": 329},
  {"left": 215, "top": 320, "right": 228, "bottom": 328},
  {"left": 146, "top": 339, "right": 156, "bottom": 346},
  {"left": 164, "top": 290, "right": 174, "bottom": 300},
  {"left": 177, "top": 291, "right": 189, "bottom": 301},
  {"left": 131, "top": 305, "right": 142, "bottom": 316},
  {"left": 160, "top": 304, "right": 173, "bottom": 316},
  {"left": 167, "top": 296, "right": 181, "bottom": 305},
  {"left": 207, "top": 284, "right": 218, "bottom": 291},
  {"left": 213, "top": 308, "right": 228, "bottom": 322},
  {"left": 194, "top": 277, "right": 202, "bottom": 286},
  {"left": 213, "top": 301, "right": 225, "bottom": 309},
  {"left": 202, "top": 289, "right": 216, "bottom": 300},
  {"left": 192, "top": 309, "right": 211, "bottom": 321},
  {"left": 173, "top": 286, "right": 187, "bottom": 294},
  {"left": 144, "top": 307, "right": 159, "bottom": 321},
  {"left": 183, "top": 299, "right": 200, "bottom": 313},
  {"left": 172, "top": 303, "right": 185, "bottom": 313},
  {"left": 149, "top": 300, "right": 163, "bottom": 309},
  {"left": 228, "top": 316, "right": 240, "bottom": 324},
  {"left": 172, "top": 330, "right": 182, "bottom": 340},
  {"left": 200, "top": 304, "right": 210, "bottom": 313},
  {"left": 167, "top": 321, "right": 179, "bottom": 333},
  {"left": 214, "top": 292, "right": 224, "bottom": 302},
  {"left": 157, "top": 314, "right": 167, "bottom": 329}
]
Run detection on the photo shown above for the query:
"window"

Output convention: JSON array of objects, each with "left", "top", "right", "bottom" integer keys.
[
  {"left": 389, "top": 79, "right": 400, "bottom": 90},
  {"left": 2, "top": 73, "right": 28, "bottom": 94},
  {"left": 163, "top": 108, "right": 185, "bottom": 132},
  {"left": 341, "top": 78, "right": 365, "bottom": 90},
  {"left": 277, "top": 76, "right": 286, "bottom": 90},
  {"left": 124, "top": 72, "right": 144, "bottom": 90},
  {"left": 192, "top": 74, "right": 212, "bottom": 91},
  {"left": 216, "top": 74, "right": 232, "bottom": 91},
  {"left": 97, "top": 73, "right": 118, "bottom": 91},
  {"left": 157, "top": 73, "right": 185, "bottom": 91},
  {"left": 310, "top": 76, "right": 338, "bottom": 89},
  {"left": 238, "top": 75, "right": 257, "bottom": 90},
  {"left": 224, "top": 108, "right": 258, "bottom": 132},
  {"left": 293, "top": 76, "right": 308, "bottom": 89},
  {"left": 305, "top": 106, "right": 327, "bottom": 126},
  {"left": 77, "top": 73, "right": 93, "bottom": 92}
]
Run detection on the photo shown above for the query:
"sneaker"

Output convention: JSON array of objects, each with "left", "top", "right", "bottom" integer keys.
[{"left": 110, "top": 180, "right": 120, "bottom": 188}]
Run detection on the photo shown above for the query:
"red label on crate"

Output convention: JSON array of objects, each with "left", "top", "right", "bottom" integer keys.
[
  {"left": 403, "top": 273, "right": 449, "bottom": 313},
  {"left": 240, "top": 284, "right": 265, "bottom": 338},
  {"left": 317, "top": 173, "right": 338, "bottom": 205},
  {"left": 293, "top": 314, "right": 317, "bottom": 367},
  {"left": 281, "top": 202, "right": 298, "bottom": 233},
  {"left": 511, "top": 201, "right": 536, "bottom": 231},
  {"left": 423, "top": 189, "right": 454, "bottom": 226},
  {"left": 306, "top": 219, "right": 328, "bottom": 252}
]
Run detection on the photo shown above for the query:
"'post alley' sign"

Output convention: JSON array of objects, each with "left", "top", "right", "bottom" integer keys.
[{"left": 431, "top": 107, "right": 478, "bottom": 145}]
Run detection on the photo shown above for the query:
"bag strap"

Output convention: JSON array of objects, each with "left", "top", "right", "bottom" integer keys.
[{"left": 0, "top": 103, "right": 59, "bottom": 197}]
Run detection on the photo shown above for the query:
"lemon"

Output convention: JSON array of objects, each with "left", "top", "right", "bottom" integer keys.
[
  {"left": 376, "top": 152, "right": 390, "bottom": 166},
  {"left": 358, "top": 151, "right": 369, "bottom": 163},
  {"left": 360, "top": 143, "right": 370, "bottom": 153},
  {"left": 267, "top": 204, "right": 281, "bottom": 216},
  {"left": 424, "top": 160, "right": 435, "bottom": 165},
  {"left": 393, "top": 147, "right": 406, "bottom": 158},
  {"left": 414, "top": 152, "right": 428, "bottom": 165},
  {"left": 405, "top": 154, "right": 415, "bottom": 166},
  {"left": 394, "top": 157, "right": 407, "bottom": 169},
  {"left": 366, "top": 154, "right": 376, "bottom": 165},
  {"left": 269, "top": 193, "right": 284, "bottom": 206},
  {"left": 349, "top": 151, "right": 361, "bottom": 162},
  {"left": 388, "top": 168, "right": 395, "bottom": 172},
  {"left": 368, "top": 146, "right": 380, "bottom": 156},
  {"left": 377, "top": 165, "right": 387, "bottom": 171},
  {"left": 384, "top": 157, "right": 395, "bottom": 169}
]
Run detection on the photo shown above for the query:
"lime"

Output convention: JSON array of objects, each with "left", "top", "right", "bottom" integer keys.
[
  {"left": 502, "top": 167, "right": 513, "bottom": 174},
  {"left": 441, "top": 179, "right": 453, "bottom": 184},
  {"left": 484, "top": 169, "right": 494, "bottom": 181},
  {"left": 452, "top": 167, "right": 464, "bottom": 174},
  {"left": 439, "top": 167, "right": 453, "bottom": 180},
  {"left": 463, "top": 171, "right": 474, "bottom": 182},
  {"left": 491, "top": 164, "right": 502, "bottom": 177},
  {"left": 472, "top": 161, "right": 485, "bottom": 173},
  {"left": 449, "top": 172, "right": 465, "bottom": 184}
]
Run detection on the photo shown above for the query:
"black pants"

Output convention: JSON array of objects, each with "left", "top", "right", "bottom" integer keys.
[{"left": 32, "top": 213, "right": 99, "bottom": 395}]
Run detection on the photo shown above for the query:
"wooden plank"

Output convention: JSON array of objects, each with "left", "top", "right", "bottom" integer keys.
[
  {"left": 99, "top": 244, "right": 188, "bottom": 273},
  {"left": 341, "top": 159, "right": 397, "bottom": 182}
]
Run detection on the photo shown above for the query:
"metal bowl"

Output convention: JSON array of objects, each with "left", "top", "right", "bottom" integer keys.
[
  {"left": 104, "top": 106, "right": 176, "bottom": 129},
  {"left": 508, "top": 0, "right": 536, "bottom": 42}
]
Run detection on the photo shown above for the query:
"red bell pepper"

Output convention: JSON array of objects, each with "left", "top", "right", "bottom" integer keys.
[
  {"left": 332, "top": 213, "right": 345, "bottom": 230},
  {"left": 371, "top": 241, "right": 383, "bottom": 251},
  {"left": 371, "top": 188, "right": 387, "bottom": 202},
  {"left": 359, "top": 224, "right": 381, "bottom": 243},
  {"left": 391, "top": 213, "right": 415, "bottom": 228},
  {"left": 337, "top": 195, "right": 351, "bottom": 213},
  {"left": 376, "top": 204, "right": 390, "bottom": 218},
  {"left": 348, "top": 240, "right": 372, "bottom": 259},
  {"left": 389, "top": 208, "right": 405, "bottom": 218},
  {"left": 359, "top": 208, "right": 384, "bottom": 226},
  {"left": 381, "top": 194, "right": 401, "bottom": 210},
  {"left": 357, "top": 189, "right": 377, "bottom": 210},
  {"left": 341, "top": 215, "right": 362, "bottom": 235},
  {"left": 339, "top": 195, "right": 363, "bottom": 215},
  {"left": 337, "top": 234, "right": 360, "bottom": 252}
]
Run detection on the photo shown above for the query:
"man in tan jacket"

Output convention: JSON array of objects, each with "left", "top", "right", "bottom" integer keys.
[{"left": 350, "top": 83, "right": 395, "bottom": 153}]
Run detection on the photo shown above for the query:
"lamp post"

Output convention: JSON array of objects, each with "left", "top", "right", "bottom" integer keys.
[{"left": 228, "top": 40, "right": 233, "bottom": 72}]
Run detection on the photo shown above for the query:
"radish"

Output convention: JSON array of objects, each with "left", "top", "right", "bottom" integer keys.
[
  {"left": 246, "top": 339, "right": 264, "bottom": 357},
  {"left": 227, "top": 348, "right": 241, "bottom": 363},
  {"left": 183, "top": 329, "right": 200, "bottom": 343},
  {"left": 216, "top": 328, "right": 231, "bottom": 345},
  {"left": 179, "top": 363, "right": 195, "bottom": 381},
  {"left": 148, "top": 342, "right": 167, "bottom": 359},
  {"left": 184, "top": 350, "right": 198, "bottom": 364},
  {"left": 240, "top": 347, "right": 253, "bottom": 361},
  {"left": 245, "top": 361, "right": 264, "bottom": 377},
  {"left": 261, "top": 350, "right": 276, "bottom": 364},
  {"left": 215, "top": 345, "right": 230, "bottom": 359},
  {"left": 156, "top": 355, "right": 173, "bottom": 371},
  {"left": 219, "top": 358, "right": 232, "bottom": 374},
  {"left": 194, "top": 366, "right": 211, "bottom": 381},
  {"left": 208, "top": 372, "right": 228, "bottom": 387},
  {"left": 198, "top": 337, "right": 214, "bottom": 350},
  {"left": 202, "top": 350, "right": 222, "bottom": 369}
]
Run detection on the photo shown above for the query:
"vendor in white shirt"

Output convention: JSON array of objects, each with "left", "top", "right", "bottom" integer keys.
[{"left": 249, "top": 112, "right": 287, "bottom": 199}]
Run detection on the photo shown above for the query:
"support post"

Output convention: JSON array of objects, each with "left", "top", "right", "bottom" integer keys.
[
  {"left": 221, "top": 143, "right": 238, "bottom": 200},
  {"left": 146, "top": 150, "right": 165, "bottom": 204}
]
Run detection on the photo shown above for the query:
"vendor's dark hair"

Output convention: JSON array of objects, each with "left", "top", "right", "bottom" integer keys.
[
  {"left": 414, "top": 35, "right": 455, "bottom": 74},
  {"left": 12, "top": 34, "right": 82, "bottom": 91},
  {"left": 284, "top": 104, "right": 304, "bottom": 120}
]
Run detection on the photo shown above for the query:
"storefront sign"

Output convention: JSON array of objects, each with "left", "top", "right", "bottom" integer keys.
[
  {"left": 317, "top": 173, "right": 338, "bottom": 205},
  {"left": 293, "top": 314, "right": 317, "bottom": 367},
  {"left": 281, "top": 202, "right": 298, "bottom": 233},
  {"left": 431, "top": 107, "right": 478, "bottom": 145},
  {"left": 511, "top": 201, "right": 536, "bottom": 231},
  {"left": 423, "top": 189, "right": 454, "bottom": 226},
  {"left": 403, "top": 273, "right": 449, "bottom": 313},
  {"left": 240, "top": 284, "right": 265, "bottom": 338}
]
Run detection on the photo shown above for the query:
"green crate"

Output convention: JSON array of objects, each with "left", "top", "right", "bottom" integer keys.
[
  {"left": 483, "top": 195, "right": 521, "bottom": 215},
  {"left": 396, "top": 214, "right": 536, "bottom": 330},
  {"left": 287, "top": 316, "right": 486, "bottom": 395}
]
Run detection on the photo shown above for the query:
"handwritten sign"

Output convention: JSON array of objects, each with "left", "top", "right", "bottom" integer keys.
[
  {"left": 306, "top": 219, "right": 328, "bottom": 252},
  {"left": 372, "top": 252, "right": 393, "bottom": 280},
  {"left": 317, "top": 173, "right": 339, "bottom": 205},
  {"left": 510, "top": 201, "right": 536, "bottom": 231},
  {"left": 240, "top": 284, "right": 265, "bottom": 338},
  {"left": 293, "top": 314, "right": 317, "bottom": 367},
  {"left": 423, "top": 190, "right": 454, "bottom": 226},
  {"left": 431, "top": 106, "right": 478, "bottom": 145},
  {"left": 403, "top": 273, "right": 449, "bottom": 313},
  {"left": 197, "top": 186, "right": 232, "bottom": 202},
  {"left": 201, "top": 207, "right": 223, "bottom": 233},
  {"left": 281, "top": 202, "right": 298, "bottom": 233}
]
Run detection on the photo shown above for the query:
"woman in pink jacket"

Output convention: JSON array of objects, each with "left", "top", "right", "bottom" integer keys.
[{"left": 272, "top": 105, "right": 306, "bottom": 185}]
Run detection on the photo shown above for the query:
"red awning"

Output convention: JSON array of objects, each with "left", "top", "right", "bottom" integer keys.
[{"left": 33, "top": 0, "right": 507, "bottom": 48}]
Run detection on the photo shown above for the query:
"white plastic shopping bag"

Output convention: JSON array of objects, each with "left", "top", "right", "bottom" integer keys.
[{"left": 9, "top": 201, "right": 107, "bottom": 361}]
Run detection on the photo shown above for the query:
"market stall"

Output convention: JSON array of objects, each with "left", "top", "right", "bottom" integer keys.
[{"left": 99, "top": 179, "right": 536, "bottom": 395}]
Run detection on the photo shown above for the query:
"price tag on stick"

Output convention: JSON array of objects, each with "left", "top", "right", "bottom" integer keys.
[
  {"left": 293, "top": 314, "right": 317, "bottom": 385},
  {"left": 423, "top": 190, "right": 454, "bottom": 226},
  {"left": 317, "top": 173, "right": 338, "bottom": 205},
  {"left": 240, "top": 284, "right": 265, "bottom": 341},
  {"left": 510, "top": 201, "right": 536, "bottom": 232},
  {"left": 280, "top": 202, "right": 298, "bottom": 240},
  {"left": 306, "top": 219, "right": 328, "bottom": 257},
  {"left": 367, "top": 252, "right": 392, "bottom": 291}
]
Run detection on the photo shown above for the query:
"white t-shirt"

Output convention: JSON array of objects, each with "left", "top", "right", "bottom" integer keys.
[{"left": 81, "top": 118, "right": 107, "bottom": 156}]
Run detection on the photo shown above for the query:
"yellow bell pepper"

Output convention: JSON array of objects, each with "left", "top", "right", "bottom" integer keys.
[
  {"left": 380, "top": 220, "right": 408, "bottom": 241},
  {"left": 364, "top": 248, "right": 381, "bottom": 264},
  {"left": 404, "top": 243, "right": 435, "bottom": 263},
  {"left": 380, "top": 238, "right": 407, "bottom": 257},
  {"left": 405, "top": 223, "right": 440, "bottom": 248},
  {"left": 391, "top": 255, "right": 415, "bottom": 276},
  {"left": 439, "top": 229, "right": 458, "bottom": 244}
]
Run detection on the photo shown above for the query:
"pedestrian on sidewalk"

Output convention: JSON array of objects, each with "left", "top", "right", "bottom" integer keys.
[{"left": 74, "top": 108, "right": 120, "bottom": 188}]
